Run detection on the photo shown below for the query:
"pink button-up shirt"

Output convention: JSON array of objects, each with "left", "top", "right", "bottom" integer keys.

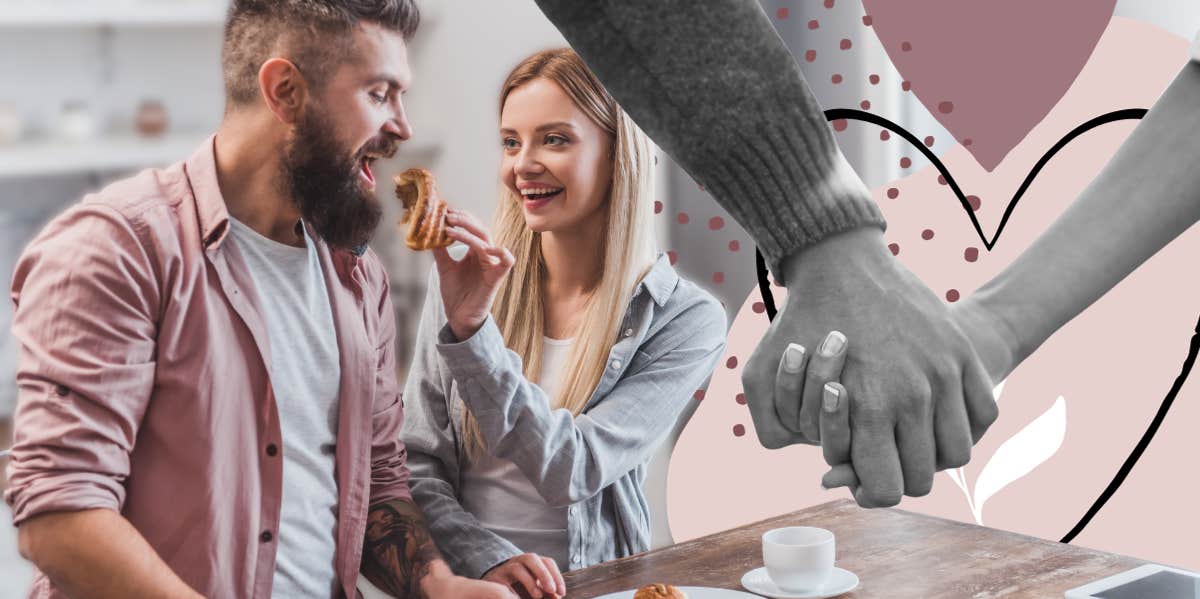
[{"left": 4, "top": 136, "right": 411, "bottom": 598}]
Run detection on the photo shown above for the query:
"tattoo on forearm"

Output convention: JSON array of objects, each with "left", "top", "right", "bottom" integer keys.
[{"left": 361, "top": 499, "right": 443, "bottom": 599}]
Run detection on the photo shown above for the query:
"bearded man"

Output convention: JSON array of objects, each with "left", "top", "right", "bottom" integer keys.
[{"left": 3, "top": 2, "right": 514, "bottom": 598}]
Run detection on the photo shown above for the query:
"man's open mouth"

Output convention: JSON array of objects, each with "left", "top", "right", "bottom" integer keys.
[{"left": 359, "top": 155, "right": 378, "bottom": 187}]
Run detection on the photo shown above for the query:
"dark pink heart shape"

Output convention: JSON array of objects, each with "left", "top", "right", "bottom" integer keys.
[{"left": 862, "top": 0, "right": 1116, "bottom": 171}]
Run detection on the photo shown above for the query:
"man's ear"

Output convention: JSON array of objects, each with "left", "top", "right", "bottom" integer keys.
[{"left": 258, "top": 57, "right": 309, "bottom": 125}]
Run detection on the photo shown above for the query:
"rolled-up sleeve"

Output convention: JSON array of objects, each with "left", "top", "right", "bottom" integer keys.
[
  {"left": 5, "top": 203, "right": 160, "bottom": 525},
  {"left": 436, "top": 295, "right": 727, "bottom": 507},
  {"left": 403, "top": 268, "right": 522, "bottom": 579},
  {"left": 365, "top": 257, "right": 413, "bottom": 506}
]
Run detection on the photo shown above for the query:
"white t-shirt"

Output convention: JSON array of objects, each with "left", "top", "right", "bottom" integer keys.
[
  {"left": 229, "top": 218, "right": 341, "bottom": 598},
  {"left": 460, "top": 336, "right": 576, "bottom": 571}
]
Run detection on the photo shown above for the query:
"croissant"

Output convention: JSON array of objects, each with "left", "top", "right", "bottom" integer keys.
[
  {"left": 394, "top": 167, "right": 453, "bottom": 251},
  {"left": 633, "top": 584, "right": 688, "bottom": 599}
]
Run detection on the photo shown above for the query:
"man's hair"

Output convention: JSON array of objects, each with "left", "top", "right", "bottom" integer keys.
[{"left": 222, "top": 0, "right": 420, "bottom": 106}]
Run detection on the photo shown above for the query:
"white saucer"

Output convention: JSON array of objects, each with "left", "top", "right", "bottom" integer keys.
[{"left": 740, "top": 566, "right": 859, "bottom": 598}]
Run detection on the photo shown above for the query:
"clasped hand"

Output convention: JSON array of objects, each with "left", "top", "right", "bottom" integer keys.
[{"left": 743, "top": 228, "right": 1005, "bottom": 507}]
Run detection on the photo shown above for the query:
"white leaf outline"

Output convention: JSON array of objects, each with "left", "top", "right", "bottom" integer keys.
[
  {"left": 970, "top": 396, "right": 1066, "bottom": 523},
  {"left": 945, "top": 380, "right": 1006, "bottom": 520},
  {"left": 940, "top": 379, "right": 1065, "bottom": 525}
]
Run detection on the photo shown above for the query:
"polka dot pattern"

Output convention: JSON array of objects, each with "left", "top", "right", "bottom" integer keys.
[{"left": 726, "top": 356, "right": 739, "bottom": 369}]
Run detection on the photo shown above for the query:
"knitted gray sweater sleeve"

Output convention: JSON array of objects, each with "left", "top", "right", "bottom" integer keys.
[{"left": 533, "top": 0, "right": 887, "bottom": 284}]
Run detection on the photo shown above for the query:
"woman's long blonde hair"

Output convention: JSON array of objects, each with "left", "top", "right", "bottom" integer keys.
[{"left": 460, "top": 48, "right": 658, "bottom": 461}]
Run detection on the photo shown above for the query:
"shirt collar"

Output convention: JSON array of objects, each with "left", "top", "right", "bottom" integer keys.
[
  {"left": 185, "top": 134, "right": 232, "bottom": 251},
  {"left": 635, "top": 252, "right": 679, "bottom": 307},
  {"left": 185, "top": 134, "right": 369, "bottom": 258}
]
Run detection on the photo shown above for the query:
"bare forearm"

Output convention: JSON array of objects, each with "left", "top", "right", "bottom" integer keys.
[
  {"left": 18, "top": 509, "right": 201, "bottom": 599},
  {"left": 976, "top": 62, "right": 1200, "bottom": 369},
  {"left": 360, "top": 498, "right": 451, "bottom": 599}
]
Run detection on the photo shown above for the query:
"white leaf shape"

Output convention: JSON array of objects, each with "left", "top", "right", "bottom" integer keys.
[
  {"left": 993, "top": 379, "right": 1007, "bottom": 404},
  {"left": 971, "top": 396, "right": 1066, "bottom": 523}
]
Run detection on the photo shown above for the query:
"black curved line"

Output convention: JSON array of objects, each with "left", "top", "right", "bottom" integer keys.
[
  {"left": 756, "top": 249, "right": 778, "bottom": 320},
  {"left": 755, "top": 108, "right": 1147, "bottom": 322},
  {"left": 823, "top": 108, "right": 1148, "bottom": 249},
  {"left": 752, "top": 107, "right": 1193, "bottom": 543},
  {"left": 1060, "top": 313, "right": 1200, "bottom": 543}
]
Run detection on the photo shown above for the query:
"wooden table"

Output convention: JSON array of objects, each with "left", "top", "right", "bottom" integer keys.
[{"left": 563, "top": 499, "right": 1148, "bottom": 598}]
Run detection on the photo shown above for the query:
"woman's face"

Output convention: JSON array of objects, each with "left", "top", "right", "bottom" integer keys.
[{"left": 499, "top": 78, "right": 614, "bottom": 234}]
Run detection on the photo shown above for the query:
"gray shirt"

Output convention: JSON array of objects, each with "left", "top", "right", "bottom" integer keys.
[
  {"left": 228, "top": 218, "right": 341, "bottom": 598},
  {"left": 402, "top": 253, "right": 727, "bottom": 578}
]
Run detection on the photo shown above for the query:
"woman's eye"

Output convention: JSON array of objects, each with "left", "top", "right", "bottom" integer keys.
[
  {"left": 545, "top": 134, "right": 568, "bottom": 146},
  {"left": 502, "top": 138, "right": 519, "bottom": 149},
  {"left": 369, "top": 91, "right": 388, "bottom": 104}
]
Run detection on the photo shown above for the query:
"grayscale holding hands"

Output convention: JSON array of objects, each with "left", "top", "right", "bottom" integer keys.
[{"left": 744, "top": 226, "right": 1006, "bottom": 508}]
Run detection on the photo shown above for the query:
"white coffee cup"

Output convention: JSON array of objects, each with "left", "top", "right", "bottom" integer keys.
[{"left": 762, "top": 526, "right": 835, "bottom": 592}]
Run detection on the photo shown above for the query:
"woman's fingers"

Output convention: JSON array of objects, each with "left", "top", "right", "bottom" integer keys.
[
  {"left": 799, "top": 331, "right": 848, "bottom": 441},
  {"left": 503, "top": 561, "right": 539, "bottom": 598},
  {"left": 819, "top": 382, "right": 852, "bottom": 466},
  {"left": 445, "top": 225, "right": 497, "bottom": 265},
  {"left": 540, "top": 555, "right": 565, "bottom": 597},
  {"left": 446, "top": 209, "right": 494, "bottom": 245},
  {"left": 933, "top": 376, "right": 973, "bottom": 470},
  {"left": 821, "top": 463, "right": 859, "bottom": 490},
  {"left": 773, "top": 343, "right": 809, "bottom": 437},
  {"left": 519, "top": 554, "right": 556, "bottom": 599},
  {"left": 963, "top": 357, "right": 1000, "bottom": 443}
]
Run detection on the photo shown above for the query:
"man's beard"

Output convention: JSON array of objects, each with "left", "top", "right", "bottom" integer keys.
[{"left": 281, "top": 105, "right": 393, "bottom": 251}]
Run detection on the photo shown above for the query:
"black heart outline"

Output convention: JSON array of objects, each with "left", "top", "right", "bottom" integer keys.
[{"left": 752, "top": 107, "right": 1199, "bottom": 544}]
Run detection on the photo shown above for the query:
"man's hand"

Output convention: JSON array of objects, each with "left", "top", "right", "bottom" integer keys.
[
  {"left": 483, "top": 553, "right": 565, "bottom": 599},
  {"left": 433, "top": 210, "right": 515, "bottom": 342},
  {"left": 742, "top": 228, "right": 998, "bottom": 507}
]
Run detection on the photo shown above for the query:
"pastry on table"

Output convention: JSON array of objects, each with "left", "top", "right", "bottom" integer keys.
[
  {"left": 393, "top": 167, "right": 453, "bottom": 251},
  {"left": 633, "top": 583, "right": 688, "bottom": 599}
]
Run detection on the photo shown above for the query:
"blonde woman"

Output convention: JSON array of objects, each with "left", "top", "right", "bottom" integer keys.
[{"left": 400, "top": 48, "right": 727, "bottom": 598}]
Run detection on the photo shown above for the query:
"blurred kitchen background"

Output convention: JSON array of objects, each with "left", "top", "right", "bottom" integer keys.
[{"left": 1, "top": 0, "right": 1190, "bottom": 595}]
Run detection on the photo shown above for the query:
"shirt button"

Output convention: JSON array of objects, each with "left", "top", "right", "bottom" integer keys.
[
  {"left": 571, "top": 554, "right": 581, "bottom": 565},
  {"left": 266, "top": 444, "right": 278, "bottom": 457},
  {"left": 260, "top": 530, "right": 273, "bottom": 543},
  {"left": 54, "top": 385, "right": 69, "bottom": 397},
  {"left": 623, "top": 328, "right": 634, "bottom": 337},
  {"left": 611, "top": 360, "right": 621, "bottom": 370}
]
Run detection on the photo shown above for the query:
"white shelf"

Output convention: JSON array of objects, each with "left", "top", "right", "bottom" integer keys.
[
  {"left": 0, "top": 2, "right": 227, "bottom": 27},
  {"left": 0, "top": 133, "right": 209, "bottom": 179}
]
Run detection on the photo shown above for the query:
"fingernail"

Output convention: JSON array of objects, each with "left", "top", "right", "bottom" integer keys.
[
  {"left": 783, "top": 343, "right": 805, "bottom": 373},
  {"left": 823, "top": 383, "right": 840, "bottom": 412},
  {"left": 819, "top": 331, "right": 846, "bottom": 357}
]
